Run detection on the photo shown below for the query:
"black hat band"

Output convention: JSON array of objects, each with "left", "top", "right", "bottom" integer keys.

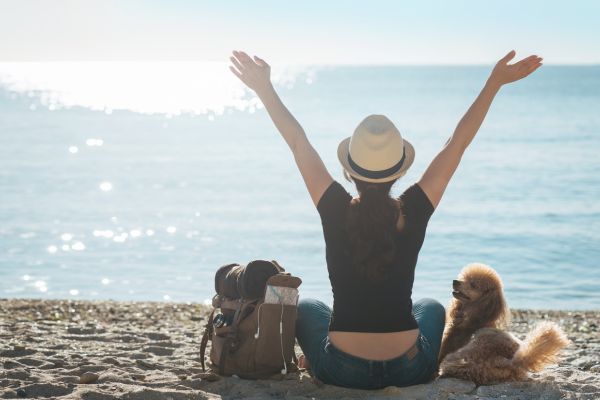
[{"left": 347, "top": 146, "right": 406, "bottom": 179}]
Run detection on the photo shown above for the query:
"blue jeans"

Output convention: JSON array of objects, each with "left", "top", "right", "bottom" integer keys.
[{"left": 295, "top": 298, "right": 445, "bottom": 389}]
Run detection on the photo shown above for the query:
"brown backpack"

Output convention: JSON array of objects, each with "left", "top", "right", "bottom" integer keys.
[{"left": 200, "top": 260, "right": 302, "bottom": 379}]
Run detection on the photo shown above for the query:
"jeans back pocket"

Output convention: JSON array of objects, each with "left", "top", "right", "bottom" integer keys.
[
  {"left": 386, "top": 335, "right": 436, "bottom": 387},
  {"left": 315, "top": 340, "right": 374, "bottom": 389}
]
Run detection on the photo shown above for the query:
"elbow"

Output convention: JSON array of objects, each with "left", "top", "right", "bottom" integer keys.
[
  {"left": 289, "top": 130, "right": 309, "bottom": 153},
  {"left": 289, "top": 139, "right": 300, "bottom": 154}
]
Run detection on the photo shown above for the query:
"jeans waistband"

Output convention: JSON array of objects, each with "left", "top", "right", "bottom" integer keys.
[{"left": 326, "top": 332, "right": 422, "bottom": 364}]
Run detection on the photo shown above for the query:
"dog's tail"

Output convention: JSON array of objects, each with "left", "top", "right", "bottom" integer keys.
[{"left": 511, "top": 321, "right": 569, "bottom": 372}]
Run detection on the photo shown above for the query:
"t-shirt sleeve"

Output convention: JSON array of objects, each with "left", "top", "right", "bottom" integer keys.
[
  {"left": 400, "top": 182, "right": 435, "bottom": 226},
  {"left": 317, "top": 180, "right": 353, "bottom": 224}
]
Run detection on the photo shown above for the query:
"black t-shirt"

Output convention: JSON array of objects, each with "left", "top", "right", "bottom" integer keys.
[{"left": 317, "top": 180, "right": 434, "bottom": 333}]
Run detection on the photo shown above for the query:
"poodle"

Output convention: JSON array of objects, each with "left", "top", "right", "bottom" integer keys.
[{"left": 438, "top": 263, "right": 569, "bottom": 385}]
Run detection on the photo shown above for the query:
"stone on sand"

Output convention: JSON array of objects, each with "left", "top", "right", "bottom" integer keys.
[{"left": 79, "top": 372, "right": 100, "bottom": 384}]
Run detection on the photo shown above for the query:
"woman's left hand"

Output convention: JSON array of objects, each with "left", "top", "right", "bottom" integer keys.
[
  {"left": 488, "top": 50, "right": 543, "bottom": 87},
  {"left": 229, "top": 50, "right": 272, "bottom": 94}
]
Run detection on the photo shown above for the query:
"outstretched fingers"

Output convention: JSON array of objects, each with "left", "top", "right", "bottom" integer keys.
[
  {"left": 254, "top": 55, "right": 269, "bottom": 68},
  {"left": 523, "top": 62, "right": 543, "bottom": 78},
  {"left": 235, "top": 50, "right": 256, "bottom": 66},
  {"left": 499, "top": 50, "right": 516, "bottom": 64},
  {"left": 527, "top": 58, "right": 543, "bottom": 70},
  {"left": 228, "top": 50, "right": 272, "bottom": 92},
  {"left": 513, "top": 55, "right": 542, "bottom": 75},
  {"left": 517, "top": 58, "right": 543, "bottom": 79},
  {"left": 229, "top": 65, "right": 243, "bottom": 80},
  {"left": 515, "top": 55, "right": 542, "bottom": 67},
  {"left": 231, "top": 50, "right": 269, "bottom": 71},
  {"left": 230, "top": 55, "right": 245, "bottom": 72},
  {"left": 493, "top": 50, "right": 543, "bottom": 84}
]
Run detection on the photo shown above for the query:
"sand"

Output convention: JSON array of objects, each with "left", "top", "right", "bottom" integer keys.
[{"left": 0, "top": 299, "right": 598, "bottom": 400}]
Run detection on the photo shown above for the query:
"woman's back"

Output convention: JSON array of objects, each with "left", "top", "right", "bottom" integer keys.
[{"left": 318, "top": 180, "right": 435, "bottom": 359}]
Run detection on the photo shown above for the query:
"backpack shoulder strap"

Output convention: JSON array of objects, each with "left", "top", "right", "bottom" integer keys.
[
  {"left": 200, "top": 308, "right": 215, "bottom": 372},
  {"left": 216, "top": 298, "right": 249, "bottom": 375}
]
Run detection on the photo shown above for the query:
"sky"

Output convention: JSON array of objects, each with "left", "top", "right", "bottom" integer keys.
[{"left": 0, "top": 0, "right": 599, "bottom": 65}]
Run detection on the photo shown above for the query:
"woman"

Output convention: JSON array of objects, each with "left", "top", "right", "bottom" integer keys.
[{"left": 229, "top": 49, "right": 542, "bottom": 389}]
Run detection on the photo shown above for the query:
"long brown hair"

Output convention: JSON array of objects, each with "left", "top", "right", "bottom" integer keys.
[{"left": 344, "top": 171, "right": 404, "bottom": 282}]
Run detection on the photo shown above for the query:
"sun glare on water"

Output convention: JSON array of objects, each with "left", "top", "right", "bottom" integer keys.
[{"left": 0, "top": 62, "right": 317, "bottom": 116}]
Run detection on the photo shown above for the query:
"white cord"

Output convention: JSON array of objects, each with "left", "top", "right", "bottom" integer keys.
[
  {"left": 279, "top": 302, "right": 286, "bottom": 375},
  {"left": 254, "top": 302, "right": 264, "bottom": 339},
  {"left": 253, "top": 295, "right": 288, "bottom": 375}
]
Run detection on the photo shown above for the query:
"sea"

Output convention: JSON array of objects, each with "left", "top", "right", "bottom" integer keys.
[{"left": 1, "top": 62, "right": 598, "bottom": 310}]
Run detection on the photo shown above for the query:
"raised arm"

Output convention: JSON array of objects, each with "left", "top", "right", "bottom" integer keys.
[
  {"left": 418, "top": 50, "right": 543, "bottom": 209},
  {"left": 229, "top": 50, "right": 333, "bottom": 207}
]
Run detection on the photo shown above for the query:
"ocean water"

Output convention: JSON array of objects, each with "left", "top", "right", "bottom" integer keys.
[{"left": 1, "top": 63, "right": 598, "bottom": 309}]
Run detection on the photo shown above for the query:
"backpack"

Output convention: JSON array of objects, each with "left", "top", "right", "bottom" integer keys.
[{"left": 199, "top": 260, "right": 302, "bottom": 379}]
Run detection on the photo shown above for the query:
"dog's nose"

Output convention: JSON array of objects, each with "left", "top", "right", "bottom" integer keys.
[{"left": 452, "top": 280, "right": 460, "bottom": 288}]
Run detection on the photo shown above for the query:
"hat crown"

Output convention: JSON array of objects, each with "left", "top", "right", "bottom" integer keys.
[{"left": 349, "top": 114, "right": 405, "bottom": 171}]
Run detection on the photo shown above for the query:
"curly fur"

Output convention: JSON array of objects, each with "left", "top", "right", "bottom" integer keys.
[
  {"left": 437, "top": 263, "right": 570, "bottom": 385},
  {"left": 438, "top": 263, "right": 510, "bottom": 363}
]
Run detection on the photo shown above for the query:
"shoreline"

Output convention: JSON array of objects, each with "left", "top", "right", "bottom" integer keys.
[{"left": 1, "top": 299, "right": 598, "bottom": 399}]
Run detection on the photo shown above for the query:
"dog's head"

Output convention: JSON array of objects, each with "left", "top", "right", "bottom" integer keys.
[{"left": 451, "top": 263, "right": 510, "bottom": 328}]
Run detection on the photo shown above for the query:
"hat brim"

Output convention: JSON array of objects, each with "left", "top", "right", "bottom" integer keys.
[{"left": 337, "top": 137, "right": 415, "bottom": 183}]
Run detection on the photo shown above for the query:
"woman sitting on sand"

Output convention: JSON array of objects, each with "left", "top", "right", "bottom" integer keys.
[{"left": 229, "top": 49, "right": 542, "bottom": 389}]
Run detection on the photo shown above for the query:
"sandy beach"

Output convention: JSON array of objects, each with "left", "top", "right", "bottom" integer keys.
[{"left": 0, "top": 299, "right": 598, "bottom": 399}]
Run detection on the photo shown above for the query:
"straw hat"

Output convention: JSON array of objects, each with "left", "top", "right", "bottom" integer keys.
[{"left": 337, "top": 114, "right": 415, "bottom": 183}]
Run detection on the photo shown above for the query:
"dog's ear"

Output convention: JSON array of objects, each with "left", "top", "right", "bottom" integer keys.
[{"left": 476, "top": 288, "right": 510, "bottom": 328}]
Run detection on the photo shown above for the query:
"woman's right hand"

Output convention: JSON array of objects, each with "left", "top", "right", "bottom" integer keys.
[{"left": 488, "top": 50, "right": 543, "bottom": 86}]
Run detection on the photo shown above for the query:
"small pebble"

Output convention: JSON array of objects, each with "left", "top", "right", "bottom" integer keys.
[
  {"left": 79, "top": 371, "right": 99, "bottom": 384},
  {"left": 196, "top": 372, "right": 221, "bottom": 382},
  {"left": 16, "top": 388, "right": 27, "bottom": 398},
  {"left": 590, "top": 364, "right": 600, "bottom": 373}
]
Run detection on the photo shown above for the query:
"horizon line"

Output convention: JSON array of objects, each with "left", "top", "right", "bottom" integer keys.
[{"left": 0, "top": 60, "right": 598, "bottom": 67}]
